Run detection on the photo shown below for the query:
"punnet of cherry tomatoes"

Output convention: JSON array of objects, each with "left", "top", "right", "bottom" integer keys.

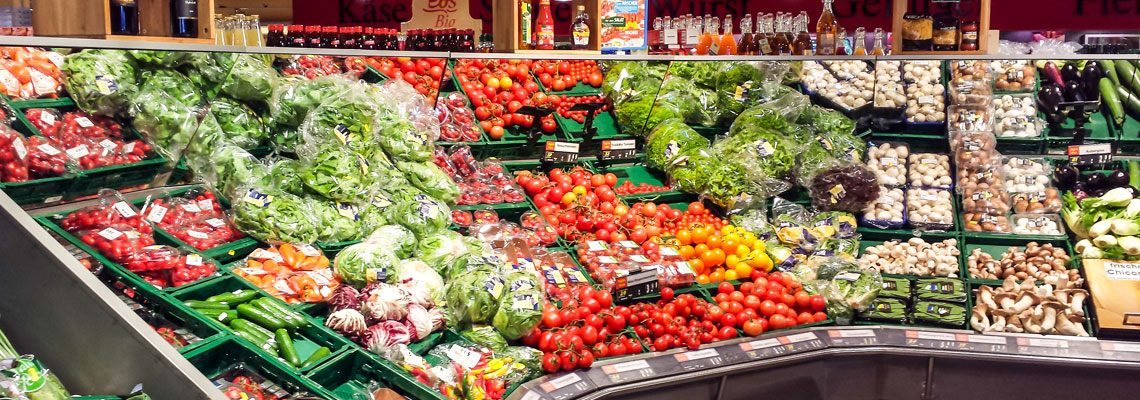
[
  {"left": 453, "top": 59, "right": 558, "bottom": 141},
  {"left": 276, "top": 55, "right": 367, "bottom": 79},
  {"left": 366, "top": 57, "right": 449, "bottom": 104},
  {"left": 433, "top": 146, "right": 526, "bottom": 206},
  {"left": 140, "top": 188, "right": 245, "bottom": 251},
  {"left": 531, "top": 60, "right": 604, "bottom": 92},
  {"left": 24, "top": 107, "right": 151, "bottom": 171}
]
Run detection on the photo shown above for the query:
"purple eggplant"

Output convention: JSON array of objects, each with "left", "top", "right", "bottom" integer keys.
[
  {"left": 1042, "top": 62, "right": 1064, "bottom": 85},
  {"left": 1063, "top": 80, "right": 1085, "bottom": 102},
  {"left": 1083, "top": 61, "right": 1105, "bottom": 100},
  {"left": 1061, "top": 64, "right": 1082, "bottom": 83},
  {"left": 1038, "top": 83, "right": 1064, "bottom": 118}
]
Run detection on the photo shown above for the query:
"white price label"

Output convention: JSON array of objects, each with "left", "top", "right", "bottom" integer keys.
[
  {"left": 249, "top": 248, "right": 285, "bottom": 262},
  {"left": 196, "top": 199, "right": 215, "bottom": 212},
  {"left": 186, "top": 230, "right": 209, "bottom": 239},
  {"left": 186, "top": 254, "right": 203, "bottom": 266},
  {"left": 65, "top": 145, "right": 89, "bottom": 159},
  {"left": 446, "top": 345, "right": 482, "bottom": 370},
  {"left": 205, "top": 218, "right": 226, "bottom": 228},
  {"left": 98, "top": 139, "right": 118, "bottom": 152},
  {"left": 12, "top": 139, "right": 26, "bottom": 159},
  {"left": 602, "top": 359, "right": 651, "bottom": 374},
  {"left": 97, "top": 227, "right": 123, "bottom": 240},
  {"left": 111, "top": 201, "right": 137, "bottom": 217},
  {"left": 122, "top": 142, "right": 135, "bottom": 154},
  {"left": 674, "top": 348, "right": 718, "bottom": 362},
  {"left": 39, "top": 111, "right": 56, "bottom": 126},
  {"left": 180, "top": 203, "right": 202, "bottom": 213},
  {"left": 75, "top": 117, "right": 94, "bottom": 128},
  {"left": 586, "top": 241, "right": 607, "bottom": 252},
  {"left": 297, "top": 244, "right": 321, "bottom": 257},
  {"left": 36, "top": 143, "right": 60, "bottom": 156},
  {"left": 145, "top": 205, "right": 168, "bottom": 223},
  {"left": 541, "top": 373, "right": 582, "bottom": 392}
]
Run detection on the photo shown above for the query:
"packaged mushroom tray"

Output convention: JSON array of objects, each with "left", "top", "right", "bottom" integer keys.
[
  {"left": 1000, "top": 156, "right": 1061, "bottom": 214},
  {"left": 970, "top": 276, "right": 1090, "bottom": 336},
  {"left": 873, "top": 61, "right": 906, "bottom": 110},
  {"left": 864, "top": 142, "right": 908, "bottom": 187},
  {"left": 990, "top": 60, "right": 1036, "bottom": 93},
  {"left": 862, "top": 187, "right": 906, "bottom": 229},
  {"left": 993, "top": 94, "right": 1040, "bottom": 138},
  {"left": 859, "top": 237, "right": 960, "bottom": 277},
  {"left": 902, "top": 61, "right": 946, "bottom": 126},
  {"left": 1012, "top": 214, "right": 1066, "bottom": 236},
  {"left": 908, "top": 153, "right": 953, "bottom": 190},
  {"left": 947, "top": 104, "right": 993, "bottom": 131},
  {"left": 966, "top": 242, "right": 1082, "bottom": 286},
  {"left": 809, "top": 60, "right": 874, "bottom": 111},
  {"left": 907, "top": 188, "right": 955, "bottom": 231},
  {"left": 949, "top": 60, "right": 992, "bottom": 85}
]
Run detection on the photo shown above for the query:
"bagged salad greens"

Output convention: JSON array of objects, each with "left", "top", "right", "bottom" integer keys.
[
  {"left": 395, "top": 161, "right": 459, "bottom": 204},
  {"left": 63, "top": 49, "right": 139, "bottom": 117},
  {"left": 209, "top": 96, "right": 268, "bottom": 149},
  {"left": 127, "top": 50, "right": 191, "bottom": 67},
  {"left": 216, "top": 53, "right": 277, "bottom": 107},
  {"left": 714, "top": 61, "right": 790, "bottom": 125},
  {"left": 492, "top": 271, "right": 544, "bottom": 340},
  {"left": 461, "top": 325, "right": 508, "bottom": 352},
  {"left": 334, "top": 240, "right": 400, "bottom": 288},
  {"left": 444, "top": 265, "right": 504, "bottom": 326},
  {"left": 308, "top": 199, "right": 362, "bottom": 243},
  {"left": 378, "top": 118, "right": 433, "bottom": 162},
  {"left": 129, "top": 85, "right": 203, "bottom": 162},
  {"left": 231, "top": 186, "right": 319, "bottom": 244},
  {"left": 645, "top": 118, "right": 709, "bottom": 170},
  {"left": 137, "top": 68, "right": 202, "bottom": 108},
  {"left": 299, "top": 86, "right": 382, "bottom": 156},
  {"left": 268, "top": 75, "right": 356, "bottom": 128},
  {"left": 415, "top": 229, "right": 478, "bottom": 274},
  {"left": 367, "top": 225, "right": 418, "bottom": 258},
  {"left": 189, "top": 143, "right": 267, "bottom": 199},
  {"left": 387, "top": 195, "right": 450, "bottom": 239},
  {"left": 297, "top": 143, "right": 377, "bottom": 203}
]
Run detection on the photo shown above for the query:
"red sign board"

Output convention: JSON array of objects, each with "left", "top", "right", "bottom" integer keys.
[{"left": 293, "top": 0, "right": 1140, "bottom": 34}]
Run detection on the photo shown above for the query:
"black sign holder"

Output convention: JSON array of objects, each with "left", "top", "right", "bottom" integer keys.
[
  {"left": 515, "top": 105, "right": 555, "bottom": 151},
  {"left": 568, "top": 102, "right": 605, "bottom": 147},
  {"left": 1047, "top": 100, "right": 1099, "bottom": 143}
]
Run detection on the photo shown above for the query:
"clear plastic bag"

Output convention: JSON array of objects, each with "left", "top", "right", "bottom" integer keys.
[
  {"left": 230, "top": 185, "right": 320, "bottom": 244},
  {"left": 216, "top": 53, "right": 278, "bottom": 107},
  {"left": 948, "top": 60, "right": 992, "bottom": 84},
  {"left": 1001, "top": 156, "right": 1051, "bottom": 194},
  {"left": 76, "top": 224, "right": 156, "bottom": 263},
  {"left": 862, "top": 187, "right": 906, "bottom": 229},
  {"left": 948, "top": 81, "right": 993, "bottom": 108},
  {"left": 209, "top": 96, "right": 268, "bottom": 149},
  {"left": 137, "top": 68, "right": 203, "bottom": 108},
  {"left": 956, "top": 154, "right": 1004, "bottom": 191},
  {"left": 295, "top": 143, "right": 377, "bottom": 203},
  {"left": 62, "top": 49, "right": 138, "bottom": 117},
  {"left": 645, "top": 118, "right": 709, "bottom": 170},
  {"left": 298, "top": 84, "right": 383, "bottom": 155},
  {"left": 129, "top": 85, "right": 205, "bottom": 163},
  {"left": 59, "top": 189, "right": 151, "bottom": 233},
  {"left": 807, "top": 163, "right": 881, "bottom": 213},
  {"left": 268, "top": 74, "right": 356, "bottom": 128}
]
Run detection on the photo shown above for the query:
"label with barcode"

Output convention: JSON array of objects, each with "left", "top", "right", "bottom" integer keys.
[
  {"left": 249, "top": 248, "right": 284, "bottom": 262},
  {"left": 297, "top": 244, "right": 321, "bottom": 257},
  {"left": 12, "top": 139, "right": 26, "bottom": 159},
  {"left": 66, "top": 145, "right": 89, "bottom": 159},
  {"left": 205, "top": 218, "right": 225, "bottom": 228},
  {"left": 186, "top": 254, "right": 203, "bottom": 266},
  {"left": 146, "top": 205, "right": 167, "bottom": 223},
  {"left": 97, "top": 227, "right": 123, "bottom": 240},
  {"left": 1068, "top": 143, "right": 1112, "bottom": 166},
  {"left": 543, "top": 141, "right": 580, "bottom": 163},
  {"left": 186, "top": 230, "right": 209, "bottom": 239},
  {"left": 75, "top": 117, "right": 94, "bottom": 128},
  {"left": 600, "top": 139, "right": 637, "bottom": 161},
  {"left": 40, "top": 111, "right": 56, "bottom": 126},
  {"left": 111, "top": 201, "right": 137, "bottom": 217}
]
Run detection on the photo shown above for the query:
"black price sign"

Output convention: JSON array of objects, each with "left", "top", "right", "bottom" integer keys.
[
  {"left": 599, "top": 139, "right": 637, "bottom": 161},
  {"left": 825, "top": 329, "right": 880, "bottom": 347},
  {"left": 612, "top": 269, "right": 658, "bottom": 303},
  {"left": 672, "top": 348, "right": 726, "bottom": 371},
  {"left": 1015, "top": 337, "right": 1076, "bottom": 357},
  {"left": 1099, "top": 342, "right": 1140, "bottom": 362},
  {"left": 901, "top": 330, "right": 1008, "bottom": 353},
  {"left": 1067, "top": 143, "right": 1112, "bottom": 166},
  {"left": 536, "top": 372, "right": 594, "bottom": 400},
  {"left": 543, "top": 141, "right": 580, "bottom": 163},
  {"left": 731, "top": 332, "right": 827, "bottom": 362},
  {"left": 595, "top": 359, "right": 656, "bottom": 384}
]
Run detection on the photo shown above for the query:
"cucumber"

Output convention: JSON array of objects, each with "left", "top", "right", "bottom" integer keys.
[
  {"left": 233, "top": 331, "right": 277, "bottom": 356},
  {"left": 914, "top": 278, "right": 967, "bottom": 303},
  {"left": 206, "top": 289, "right": 258, "bottom": 305},
  {"left": 197, "top": 309, "right": 238, "bottom": 323},
  {"left": 912, "top": 301, "right": 967, "bottom": 327},
  {"left": 1118, "top": 86, "right": 1140, "bottom": 116},
  {"left": 236, "top": 303, "right": 287, "bottom": 330},
  {"left": 1117, "top": 60, "right": 1140, "bottom": 95},
  {"left": 1102, "top": 77, "right": 1126, "bottom": 125},
  {"left": 857, "top": 297, "right": 909, "bottom": 323},
  {"left": 879, "top": 276, "right": 912, "bottom": 299},
  {"left": 230, "top": 318, "right": 273, "bottom": 341},
  {"left": 251, "top": 298, "right": 302, "bottom": 329},
  {"left": 255, "top": 298, "right": 308, "bottom": 328},
  {"left": 1103, "top": 60, "right": 1120, "bottom": 86},
  {"left": 299, "top": 347, "right": 331, "bottom": 368},
  {"left": 275, "top": 329, "right": 302, "bottom": 367},
  {"left": 183, "top": 300, "right": 230, "bottom": 311}
]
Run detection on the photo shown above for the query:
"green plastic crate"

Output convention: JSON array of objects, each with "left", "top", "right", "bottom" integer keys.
[
  {"left": 317, "top": 240, "right": 360, "bottom": 258},
  {"left": 867, "top": 132, "right": 949, "bottom": 154},
  {"left": 0, "top": 99, "right": 79, "bottom": 204},
  {"left": 183, "top": 336, "right": 334, "bottom": 399},
  {"left": 68, "top": 128, "right": 167, "bottom": 198},
  {"left": 959, "top": 235, "right": 1077, "bottom": 285},
  {"left": 305, "top": 349, "right": 410, "bottom": 400},
  {"left": 1113, "top": 113, "right": 1140, "bottom": 154},
  {"left": 144, "top": 186, "right": 260, "bottom": 264},
  {"left": 555, "top": 107, "right": 626, "bottom": 142},
  {"left": 587, "top": 160, "right": 694, "bottom": 203},
  {"left": 6, "top": 97, "right": 76, "bottom": 109},
  {"left": 1045, "top": 110, "right": 1118, "bottom": 154},
  {"left": 173, "top": 275, "right": 352, "bottom": 373},
  {"left": 104, "top": 268, "right": 226, "bottom": 355}
]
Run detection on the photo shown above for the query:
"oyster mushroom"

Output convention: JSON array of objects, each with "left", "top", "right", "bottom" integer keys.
[
  {"left": 1056, "top": 314, "right": 1090, "bottom": 337},
  {"left": 1039, "top": 301, "right": 1065, "bottom": 333},
  {"left": 1024, "top": 305, "right": 1045, "bottom": 334},
  {"left": 1005, "top": 310, "right": 1026, "bottom": 333},
  {"left": 1067, "top": 289, "right": 1089, "bottom": 316},
  {"left": 970, "top": 303, "right": 991, "bottom": 331},
  {"left": 1018, "top": 276, "right": 1037, "bottom": 291},
  {"left": 977, "top": 286, "right": 999, "bottom": 310},
  {"left": 994, "top": 292, "right": 1018, "bottom": 311},
  {"left": 1001, "top": 276, "right": 1018, "bottom": 292},
  {"left": 988, "top": 309, "right": 1011, "bottom": 332},
  {"left": 1011, "top": 291, "right": 1040, "bottom": 313}
]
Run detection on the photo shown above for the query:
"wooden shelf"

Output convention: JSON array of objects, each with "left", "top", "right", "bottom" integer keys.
[
  {"left": 510, "top": 49, "right": 603, "bottom": 55},
  {"left": 493, "top": 0, "right": 602, "bottom": 53},
  {"left": 32, "top": 0, "right": 214, "bottom": 42},
  {"left": 894, "top": 49, "right": 987, "bottom": 55},
  {"left": 104, "top": 35, "right": 216, "bottom": 44}
]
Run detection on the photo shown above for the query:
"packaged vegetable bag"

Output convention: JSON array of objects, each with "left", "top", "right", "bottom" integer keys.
[{"left": 63, "top": 49, "right": 138, "bottom": 117}]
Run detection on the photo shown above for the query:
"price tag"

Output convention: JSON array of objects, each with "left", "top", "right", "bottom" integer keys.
[
  {"left": 111, "top": 201, "right": 137, "bottom": 217},
  {"left": 826, "top": 329, "right": 880, "bottom": 347},
  {"left": 197, "top": 199, "right": 215, "bottom": 212},
  {"left": 673, "top": 348, "right": 725, "bottom": 370},
  {"left": 537, "top": 372, "right": 593, "bottom": 400},
  {"left": 586, "top": 240, "right": 608, "bottom": 252},
  {"left": 612, "top": 269, "right": 658, "bottom": 302},
  {"left": 12, "top": 139, "right": 26, "bottom": 159},
  {"left": 596, "top": 359, "right": 655, "bottom": 384},
  {"left": 445, "top": 344, "right": 482, "bottom": 370},
  {"left": 1067, "top": 143, "right": 1112, "bottom": 166},
  {"left": 617, "top": 240, "right": 639, "bottom": 249},
  {"left": 146, "top": 205, "right": 168, "bottom": 223},
  {"left": 600, "top": 139, "right": 637, "bottom": 161},
  {"left": 98, "top": 139, "right": 118, "bottom": 152},
  {"left": 543, "top": 141, "right": 580, "bottom": 163},
  {"left": 1015, "top": 337, "right": 1074, "bottom": 357},
  {"left": 297, "top": 244, "right": 321, "bottom": 257},
  {"left": 1100, "top": 342, "right": 1140, "bottom": 361},
  {"left": 518, "top": 390, "right": 545, "bottom": 400},
  {"left": 36, "top": 143, "right": 61, "bottom": 156},
  {"left": 65, "top": 145, "right": 89, "bottom": 159},
  {"left": 75, "top": 117, "right": 94, "bottom": 128},
  {"left": 40, "top": 111, "right": 56, "bottom": 126},
  {"left": 97, "top": 227, "right": 123, "bottom": 240},
  {"left": 180, "top": 203, "right": 202, "bottom": 213},
  {"left": 249, "top": 248, "right": 285, "bottom": 263},
  {"left": 663, "top": 29, "right": 678, "bottom": 45},
  {"left": 121, "top": 142, "right": 136, "bottom": 154},
  {"left": 186, "top": 254, "right": 203, "bottom": 266}
]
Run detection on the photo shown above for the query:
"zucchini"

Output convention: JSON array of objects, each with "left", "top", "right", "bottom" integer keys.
[
  {"left": 1102, "top": 77, "right": 1126, "bottom": 125},
  {"left": 183, "top": 300, "right": 230, "bottom": 311},
  {"left": 879, "top": 276, "right": 912, "bottom": 299},
  {"left": 230, "top": 318, "right": 273, "bottom": 341},
  {"left": 255, "top": 298, "right": 308, "bottom": 328},
  {"left": 206, "top": 289, "right": 258, "bottom": 305},
  {"left": 857, "top": 297, "right": 909, "bottom": 323},
  {"left": 1103, "top": 60, "right": 1120, "bottom": 86},
  {"left": 233, "top": 331, "right": 278, "bottom": 356},
  {"left": 1118, "top": 86, "right": 1140, "bottom": 116},
  {"left": 1117, "top": 60, "right": 1140, "bottom": 95},
  {"left": 236, "top": 303, "right": 287, "bottom": 330},
  {"left": 275, "top": 329, "right": 302, "bottom": 367},
  {"left": 300, "top": 347, "right": 331, "bottom": 368},
  {"left": 197, "top": 309, "right": 238, "bottom": 323},
  {"left": 911, "top": 301, "right": 967, "bottom": 327},
  {"left": 914, "top": 278, "right": 967, "bottom": 303}
]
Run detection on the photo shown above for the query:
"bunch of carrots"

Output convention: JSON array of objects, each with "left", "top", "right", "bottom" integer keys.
[{"left": 232, "top": 244, "right": 339, "bottom": 304}]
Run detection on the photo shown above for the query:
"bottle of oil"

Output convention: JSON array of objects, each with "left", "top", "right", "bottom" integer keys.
[
  {"left": 852, "top": 27, "right": 867, "bottom": 55},
  {"left": 871, "top": 28, "right": 886, "bottom": 55},
  {"left": 815, "top": 0, "right": 838, "bottom": 55},
  {"left": 793, "top": 12, "right": 812, "bottom": 55},
  {"left": 836, "top": 27, "right": 849, "bottom": 55},
  {"left": 737, "top": 14, "right": 754, "bottom": 55},
  {"left": 719, "top": 14, "right": 736, "bottom": 55}
]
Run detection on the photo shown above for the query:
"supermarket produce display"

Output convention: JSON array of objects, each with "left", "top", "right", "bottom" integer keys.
[{"left": 2, "top": 38, "right": 1140, "bottom": 399}]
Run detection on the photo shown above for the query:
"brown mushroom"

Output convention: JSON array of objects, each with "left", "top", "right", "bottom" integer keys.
[{"left": 1039, "top": 301, "right": 1065, "bottom": 333}]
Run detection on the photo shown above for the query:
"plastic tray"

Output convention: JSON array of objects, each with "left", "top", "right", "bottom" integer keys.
[
  {"left": 587, "top": 160, "right": 694, "bottom": 203},
  {"left": 304, "top": 349, "right": 406, "bottom": 400},
  {"left": 959, "top": 236, "right": 1078, "bottom": 286},
  {"left": 173, "top": 275, "right": 352, "bottom": 373},
  {"left": 182, "top": 336, "right": 334, "bottom": 399}
]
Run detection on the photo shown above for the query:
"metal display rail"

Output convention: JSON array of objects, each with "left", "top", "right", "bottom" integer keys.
[{"left": 0, "top": 36, "right": 1139, "bottom": 400}]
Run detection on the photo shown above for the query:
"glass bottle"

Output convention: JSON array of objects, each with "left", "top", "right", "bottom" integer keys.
[
  {"left": 756, "top": 13, "right": 773, "bottom": 55},
  {"left": 780, "top": 13, "right": 795, "bottom": 47},
  {"left": 697, "top": 15, "right": 717, "bottom": 55},
  {"left": 535, "top": 0, "right": 555, "bottom": 50},
  {"left": 306, "top": 25, "right": 321, "bottom": 47},
  {"left": 265, "top": 24, "right": 281, "bottom": 47},
  {"left": 461, "top": 29, "right": 475, "bottom": 52},
  {"left": 871, "top": 28, "right": 886, "bottom": 55},
  {"left": 247, "top": 15, "right": 263, "bottom": 47},
  {"left": 110, "top": 0, "right": 139, "bottom": 35},
  {"left": 213, "top": 15, "right": 227, "bottom": 45},
  {"left": 519, "top": 0, "right": 534, "bottom": 50},
  {"left": 836, "top": 27, "right": 849, "bottom": 55},
  {"left": 170, "top": 0, "right": 198, "bottom": 37},
  {"left": 362, "top": 27, "right": 376, "bottom": 49},
  {"left": 737, "top": 14, "right": 754, "bottom": 55},
  {"left": 816, "top": 0, "right": 838, "bottom": 55},
  {"left": 793, "top": 12, "right": 813, "bottom": 55},
  {"left": 719, "top": 14, "right": 736, "bottom": 55},
  {"left": 852, "top": 27, "right": 867, "bottom": 55},
  {"left": 771, "top": 14, "right": 790, "bottom": 55},
  {"left": 572, "top": 5, "right": 591, "bottom": 50},
  {"left": 287, "top": 24, "right": 303, "bottom": 47}
]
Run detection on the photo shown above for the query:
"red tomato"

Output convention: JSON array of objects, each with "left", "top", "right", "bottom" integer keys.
[{"left": 810, "top": 295, "right": 827, "bottom": 312}]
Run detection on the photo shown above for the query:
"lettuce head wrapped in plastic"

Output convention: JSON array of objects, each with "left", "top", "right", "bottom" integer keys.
[
  {"left": 396, "top": 161, "right": 459, "bottom": 204},
  {"left": 645, "top": 118, "right": 709, "bottom": 170},
  {"left": 366, "top": 224, "right": 417, "bottom": 258},
  {"left": 299, "top": 85, "right": 382, "bottom": 156},
  {"left": 334, "top": 240, "right": 399, "bottom": 288},
  {"left": 656, "top": 76, "right": 718, "bottom": 127},
  {"left": 415, "top": 229, "right": 475, "bottom": 272},
  {"left": 63, "top": 49, "right": 138, "bottom": 117},
  {"left": 138, "top": 68, "right": 202, "bottom": 107},
  {"left": 445, "top": 266, "right": 505, "bottom": 326},
  {"left": 493, "top": 289, "right": 543, "bottom": 341},
  {"left": 269, "top": 75, "right": 356, "bottom": 128},
  {"left": 129, "top": 85, "right": 203, "bottom": 162},
  {"left": 188, "top": 143, "right": 267, "bottom": 199},
  {"left": 297, "top": 144, "right": 377, "bottom": 203},
  {"left": 378, "top": 118, "right": 433, "bottom": 162},
  {"left": 128, "top": 50, "right": 191, "bottom": 68},
  {"left": 209, "top": 96, "right": 268, "bottom": 149},
  {"left": 461, "top": 325, "right": 508, "bottom": 352},
  {"left": 388, "top": 195, "right": 450, "bottom": 239},
  {"left": 393, "top": 258, "right": 445, "bottom": 304},
  {"left": 231, "top": 186, "right": 319, "bottom": 244},
  {"left": 309, "top": 199, "right": 363, "bottom": 243},
  {"left": 356, "top": 193, "right": 393, "bottom": 237},
  {"left": 215, "top": 53, "right": 277, "bottom": 107},
  {"left": 714, "top": 61, "right": 791, "bottom": 125}
]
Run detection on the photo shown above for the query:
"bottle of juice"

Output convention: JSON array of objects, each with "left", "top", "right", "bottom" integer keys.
[
  {"left": 719, "top": 14, "right": 736, "bottom": 55},
  {"left": 756, "top": 13, "right": 773, "bottom": 55},
  {"left": 836, "top": 27, "right": 849, "bottom": 55},
  {"left": 871, "top": 28, "right": 886, "bottom": 55},
  {"left": 793, "top": 12, "right": 812, "bottom": 55},
  {"left": 772, "top": 13, "right": 790, "bottom": 55},
  {"left": 816, "top": 0, "right": 838, "bottom": 55},
  {"left": 572, "top": 5, "right": 591, "bottom": 50},
  {"left": 852, "top": 27, "right": 867, "bottom": 55},
  {"left": 695, "top": 14, "right": 714, "bottom": 54},
  {"left": 737, "top": 14, "right": 754, "bottom": 55}
]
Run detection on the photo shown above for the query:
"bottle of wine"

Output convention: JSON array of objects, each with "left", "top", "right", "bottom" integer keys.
[{"left": 170, "top": 0, "right": 198, "bottom": 37}]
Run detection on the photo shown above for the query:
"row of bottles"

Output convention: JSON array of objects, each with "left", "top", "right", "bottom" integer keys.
[
  {"left": 261, "top": 25, "right": 480, "bottom": 52},
  {"left": 518, "top": 0, "right": 592, "bottom": 50},
  {"left": 214, "top": 15, "right": 262, "bottom": 46},
  {"left": 649, "top": 0, "right": 885, "bottom": 55},
  {"left": 109, "top": 0, "right": 198, "bottom": 37}
]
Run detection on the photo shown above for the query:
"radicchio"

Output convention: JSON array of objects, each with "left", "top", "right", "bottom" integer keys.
[
  {"left": 427, "top": 306, "right": 447, "bottom": 331},
  {"left": 403, "top": 280, "right": 434, "bottom": 307},
  {"left": 362, "top": 283, "right": 409, "bottom": 322},
  {"left": 326, "top": 285, "right": 361, "bottom": 312},
  {"left": 325, "top": 308, "right": 367, "bottom": 338},
  {"left": 365, "top": 321, "right": 412, "bottom": 355},
  {"left": 404, "top": 303, "right": 433, "bottom": 341}
]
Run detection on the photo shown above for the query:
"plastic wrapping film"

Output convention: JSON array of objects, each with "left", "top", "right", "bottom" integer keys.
[
  {"left": 230, "top": 184, "right": 320, "bottom": 244},
  {"left": 62, "top": 49, "right": 139, "bottom": 117},
  {"left": 129, "top": 84, "right": 205, "bottom": 163}
]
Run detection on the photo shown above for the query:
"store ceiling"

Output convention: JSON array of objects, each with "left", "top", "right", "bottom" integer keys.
[{"left": 216, "top": 0, "right": 291, "bottom": 23}]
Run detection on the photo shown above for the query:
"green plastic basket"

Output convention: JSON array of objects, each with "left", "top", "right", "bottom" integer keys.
[
  {"left": 304, "top": 349, "right": 412, "bottom": 400},
  {"left": 555, "top": 107, "right": 626, "bottom": 142},
  {"left": 183, "top": 336, "right": 335, "bottom": 399}
]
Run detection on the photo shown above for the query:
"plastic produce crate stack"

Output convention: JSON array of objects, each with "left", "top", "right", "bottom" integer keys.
[
  {"left": 0, "top": 95, "right": 78, "bottom": 204},
  {"left": 182, "top": 336, "right": 335, "bottom": 399}
]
